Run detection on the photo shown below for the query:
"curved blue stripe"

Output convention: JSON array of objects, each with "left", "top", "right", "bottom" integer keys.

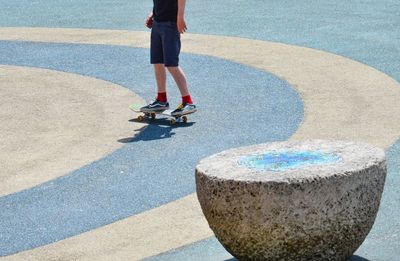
[{"left": 0, "top": 41, "right": 303, "bottom": 256}]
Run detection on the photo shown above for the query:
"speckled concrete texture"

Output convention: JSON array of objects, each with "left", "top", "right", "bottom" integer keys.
[
  {"left": 196, "top": 140, "right": 387, "bottom": 261},
  {"left": 0, "top": 0, "right": 400, "bottom": 258},
  {"left": 0, "top": 29, "right": 399, "bottom": 260}
]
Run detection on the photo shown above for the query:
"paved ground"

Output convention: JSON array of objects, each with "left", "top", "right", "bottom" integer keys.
[{"left": 0, "top": 1, "right": 399, "bottom": 260}]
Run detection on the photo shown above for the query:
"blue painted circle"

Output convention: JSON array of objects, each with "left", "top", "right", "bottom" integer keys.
[{"left": 239, "top": 151, "right": 342, "bottom": 172}]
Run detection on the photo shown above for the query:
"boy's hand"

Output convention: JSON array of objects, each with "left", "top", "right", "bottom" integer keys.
[
  {"left": 145, "top": 13, "right": 153, "bottom": 29},
  {"left": 177, "top": 16, "right": 187, "bottom": 34}
]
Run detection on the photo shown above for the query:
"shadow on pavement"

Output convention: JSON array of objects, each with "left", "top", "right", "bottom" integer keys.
[{"left": 118, "top": 118, "right": 195, "bottom": 143}]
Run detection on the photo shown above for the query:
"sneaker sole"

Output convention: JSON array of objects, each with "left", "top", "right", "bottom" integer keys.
[
  {"left": 140, "top": 108, "right": 169, "bottom": 113},
  {"left": 171, "top": 108, "right": 197, "bottom": 117}
]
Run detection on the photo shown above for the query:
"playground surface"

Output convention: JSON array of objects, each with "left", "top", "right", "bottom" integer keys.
[{"left": 0, "top": 1, "right": 399, "bottom": 260}]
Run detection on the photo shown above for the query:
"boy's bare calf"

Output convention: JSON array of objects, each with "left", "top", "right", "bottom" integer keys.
[{"left": 166, "top": 66, "right": 189, "bottom": 97}]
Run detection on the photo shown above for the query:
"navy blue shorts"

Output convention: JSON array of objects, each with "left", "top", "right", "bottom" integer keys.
[{"left": 150, "top": 21, "right": 181, "bottom": 67}]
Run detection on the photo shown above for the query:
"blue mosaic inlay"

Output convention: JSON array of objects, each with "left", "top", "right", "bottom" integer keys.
[{"left": 239, "top": 151, "right": 342, "bottom": 172}]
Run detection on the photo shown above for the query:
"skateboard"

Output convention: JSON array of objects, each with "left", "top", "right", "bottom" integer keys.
[{"left": 129, "top": 103, "right": 192, "bottom": 124}]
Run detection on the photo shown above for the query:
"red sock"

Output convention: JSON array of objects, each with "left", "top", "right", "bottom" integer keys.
[
  {"left": 182, "top": 95, "right": 193, "bottom": 104},
  {"left": 157, "top": 92, "right": 167, "bottom": 102}
]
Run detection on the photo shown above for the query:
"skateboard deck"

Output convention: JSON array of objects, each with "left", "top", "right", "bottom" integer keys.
[{"left": 129, "top": 103, "right": 193, "bottom": 124}]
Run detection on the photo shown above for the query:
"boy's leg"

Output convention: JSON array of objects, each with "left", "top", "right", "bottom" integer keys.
[
  {"left": 151, "top": 22, "right": 168, "bottom": 102},
  {"left": 166, "top": 66, "right": 189, "bottom": 98},
  {"left": 154, "top": 64, "right": 168, "bottom": 102},
  {"left": 154, "top": 64, "right": 167, "bottom": 92},
  {"left": 141, "top": 65, "right": 169, "bottom": 111},
  {"left": 159, "top": 23, "right": 193, "bottom": 104},
  {"left": 167, "top": 65, "right": 196, "bottom": 116},
  {"left": 140, "top": 24, "right": 169, "bottom": 112},
  {"left": 159, "top": 22, "right": 196, "bottom": 115},
  {"left": 140, "top": 21, "right": 169, "bottom": 112}
]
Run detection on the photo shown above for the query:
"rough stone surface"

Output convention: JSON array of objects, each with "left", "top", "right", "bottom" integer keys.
[{"left": 195, "top": 140, "right": 387, "bottom": 261}]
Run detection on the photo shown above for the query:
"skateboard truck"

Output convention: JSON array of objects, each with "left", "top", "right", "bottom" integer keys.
[
  {"left": 130, "top": 104, "right": 190, "bottom": 125},
  {"left": 137, "top": 112, "right": 188, "bottom": 125}
]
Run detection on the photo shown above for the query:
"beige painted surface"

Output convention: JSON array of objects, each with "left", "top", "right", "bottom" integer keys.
[
  {"left": 1, "top": 27, "right": 400, "bottom": 260},
  {"left": 0, "top": 65, "right": 145, "bottom": 196},
  {"left": 2, "top": 194, "right": 210, "bottom": 261}
]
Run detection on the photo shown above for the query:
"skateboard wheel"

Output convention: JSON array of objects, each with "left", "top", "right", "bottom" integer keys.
[
  {"left": 151, "top": 113, "right": 156, "bottom": 120},
  {"left": 137, "top": 115, "right": 145, "bottom": 122},
  {"left": 182, "top": 116, "right": 188, "bottom": 123},
  {"left": 170, "top": 118, "right": 176, "bottom": 125}
]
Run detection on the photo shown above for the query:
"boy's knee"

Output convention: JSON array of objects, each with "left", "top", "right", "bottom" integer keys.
[
  {"left": 166, "top": 65, "right": 179, "bottom": 71},
  {"left": 153, "top": 63, "right": 165, "bottom": 68}
]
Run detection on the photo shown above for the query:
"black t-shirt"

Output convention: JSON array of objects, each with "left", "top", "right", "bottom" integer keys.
[{"left": 153, "top": 0, "right": 178, "bottom": 22}]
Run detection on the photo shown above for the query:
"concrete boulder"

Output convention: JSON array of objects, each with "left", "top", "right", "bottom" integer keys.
[{"left": 195, "top": 140, "right": 386, "bottom": 261}]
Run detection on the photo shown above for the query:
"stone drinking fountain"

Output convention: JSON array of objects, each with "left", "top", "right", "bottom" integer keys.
[{"left": 196, "top": 140, "right": 386, "bottom": 261}]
